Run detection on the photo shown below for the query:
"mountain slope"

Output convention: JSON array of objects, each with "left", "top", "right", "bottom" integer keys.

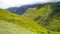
[
  {"left": 0, "top": 21, "right": 37, "bottom": 34},
  {"left": 6, "top": 7, "right": 18, "bottom": 13},
  {"left": 7, "top": 4, "right": 44, "bottom": 15},
  {"left": 23, "top": 3, "right": 52, "bottom": 25},
  {"left": 0, "top": 8, "right": 49, "bottom": 34},
  {"left": 1, "top": 8, "right": 60, "bottom": 34},
  {"left": 22, "top": 2, "right": 60, "bottom": 32}
]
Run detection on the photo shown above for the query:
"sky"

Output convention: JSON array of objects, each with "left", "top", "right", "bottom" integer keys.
[{"left": 0, "top": 0, "right": 60, "bottom": 9}]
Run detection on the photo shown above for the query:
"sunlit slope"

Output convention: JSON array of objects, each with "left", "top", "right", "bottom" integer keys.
[
  {"left": 0, "top": 21, "right": 37, "bottom": 34},
  {"left": 23, "top": 4, "right": 52, "bottom": 25},
  {"left": 0, "top": 8, "right": 49, "bottom": 34},
  {"left": 22, "top": 2, "right": 60, "bottom": 32}
]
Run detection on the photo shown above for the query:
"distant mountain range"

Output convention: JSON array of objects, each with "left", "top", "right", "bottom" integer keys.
[{"left": 7, "top": 3, "right": 44, "bottom": 15}]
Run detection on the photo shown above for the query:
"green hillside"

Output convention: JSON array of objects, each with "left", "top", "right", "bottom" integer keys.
[
  {"left": 22, "top": 2, "right": 60, "bottom": 32},
  {"left": 23, "top": 3, "right": 52, "bottom": 25},
  {"left": 0, "top": 5, "right": 60, "bottom": 34},
  {"left": 0, "top": 21, "right": 37, "bottom": 34},
  {"left": 0, "top": 8, "right": 49, "bottom": 34}
]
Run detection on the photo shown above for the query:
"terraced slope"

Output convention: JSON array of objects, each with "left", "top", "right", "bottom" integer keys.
[
  {"left": 0, "top": 8, "right": 48, "bottom": 34},
  {"left": 22, "top": 2, "right": 60, "bottom": 32}
]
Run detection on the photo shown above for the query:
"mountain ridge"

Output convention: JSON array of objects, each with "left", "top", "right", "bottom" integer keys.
[
  {"left": 7, "top": 3, "right": 45, "bottom": 15},
  {"left": 22, "top": 2, "right": 60, "bottom": 32}
]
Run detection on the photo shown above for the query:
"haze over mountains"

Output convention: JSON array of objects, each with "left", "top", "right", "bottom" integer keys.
[
  {"left": 7, "top": 1, "right": 60, "bottom": 15},
  {"left": 0, "top": 1, "right": 60, "bottom": 34},
  {"left": 7, "top": 4, "right": 44, "bottom": 15},
  {"left": 0, "top": 0, "right": 60, "bottom": 9}
]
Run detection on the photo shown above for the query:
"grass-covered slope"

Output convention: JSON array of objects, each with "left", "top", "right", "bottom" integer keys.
[
  {"left": 0, "top": 21, "right": 37, "bottom": 34},
  {"left": 23, "top": 3, "right": 52, "bottom": 26},
  {"left": 0, "top": 8, "right": 60, "bottom": 34},
  {"left": 22, "top": 2, "right": 60, "bottom": 32},
  {"left": 0, "top": 8, "right": 49, "bottom": 34}
]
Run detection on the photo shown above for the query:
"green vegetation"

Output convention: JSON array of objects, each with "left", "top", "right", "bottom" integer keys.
[
  {"left": 0, "top": 21, "right": 37, "bottom": 34},
  {"left": 0, "top": 8, "right": 48, "bottom": 34},
  {"left": 0, "top": 2, "right": 60, "bottom": 34},
  {"left": 23, "top": 4, "right": 52, "bottom": 26},
  {"left": 22, "top": 2, "right": 60, "bottom": 32}
]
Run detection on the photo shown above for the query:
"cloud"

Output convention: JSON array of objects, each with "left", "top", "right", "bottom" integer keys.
[
  {"left": 0, "top": 0, "right": 8, "bottom": 9},
  {"left": 0, "top": 0, "right": 60, "bottom": 9}
]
